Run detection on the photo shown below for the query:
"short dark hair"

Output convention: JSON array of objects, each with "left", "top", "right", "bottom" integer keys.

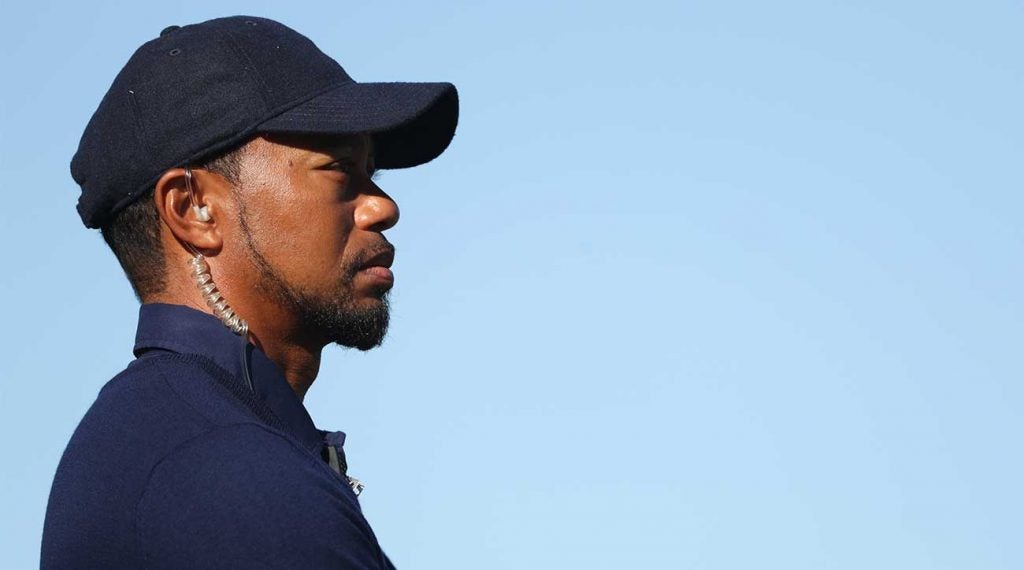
[{"left": 101, "top": 146, "right": 246, "bottom": 300}]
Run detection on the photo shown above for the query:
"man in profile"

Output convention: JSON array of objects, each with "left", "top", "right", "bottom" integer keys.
[{"left": 41, "top": 15, "right": 458, "bottom": 569}]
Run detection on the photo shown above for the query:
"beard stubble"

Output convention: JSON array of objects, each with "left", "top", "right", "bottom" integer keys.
[{"left": 237, "top": 209, "right": 391, "bottom": 351}]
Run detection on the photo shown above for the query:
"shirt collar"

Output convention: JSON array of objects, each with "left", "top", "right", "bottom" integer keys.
[{"left": 133, "top": 302, "right": 327, "bottom": 455}]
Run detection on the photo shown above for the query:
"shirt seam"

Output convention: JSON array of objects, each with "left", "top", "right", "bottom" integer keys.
[
  {"left": 154, "top": 352, "right": 282, "bottom": 428},
  {"left": 150, "top": 357, "right": 222, "bottom": 429}
]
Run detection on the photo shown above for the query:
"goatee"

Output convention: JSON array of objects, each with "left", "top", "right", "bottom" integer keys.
[{"left": 238, "top": 214, "right": 391, "bottom": 350}]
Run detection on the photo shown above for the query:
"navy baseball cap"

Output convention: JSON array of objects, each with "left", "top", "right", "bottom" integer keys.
[{"left": 72, "top": 15, "right": 459, "bottom": 229}]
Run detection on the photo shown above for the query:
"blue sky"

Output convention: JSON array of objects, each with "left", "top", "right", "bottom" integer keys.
[{"left": 1, "top": 1, "right": 1022, "bottom": 568}]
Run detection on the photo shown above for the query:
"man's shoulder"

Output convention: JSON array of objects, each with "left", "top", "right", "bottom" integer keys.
[
  {"left": 43, "top": 353, "right": 382, "bottom": 569},
  {"left": 81, "top": 352, "right": 253, "bottom": 442},
  {"left": 59, "top": 352, "right": 271, "bottom": 480},
  {"left": 41, "top": 353, "right": 296, "bottom": 568},
  {"left": 134, "top": 423, "right": 379, "bottom": 569}
]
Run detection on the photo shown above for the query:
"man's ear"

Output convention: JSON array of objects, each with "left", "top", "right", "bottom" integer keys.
[{"left": 154, "top": 168, "right": 226, "bottom": 253}]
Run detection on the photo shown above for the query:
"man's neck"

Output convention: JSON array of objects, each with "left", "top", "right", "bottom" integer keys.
[
  {"left": 248, "top": 330, "right": 323, "bottom": 401},
  {"left": 147, "top": 289, "right": 324, "bottom": 400}
]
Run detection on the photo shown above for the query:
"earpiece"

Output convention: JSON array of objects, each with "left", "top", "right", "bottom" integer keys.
[
  {"left": 193, "top": 205, "right": 211, "bottom": 222},
  {"left": 184, "top": 168, "right": 211, "bottom": 222}
]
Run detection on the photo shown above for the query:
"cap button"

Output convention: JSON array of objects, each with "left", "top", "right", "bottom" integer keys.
[{"left": 160, "top": 25, "right": 180, "bottom": 37}]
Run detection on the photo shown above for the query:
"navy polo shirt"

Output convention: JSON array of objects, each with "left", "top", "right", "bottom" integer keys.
[{"left": 42, "top": 303, "right": 395, "bottom": 569}]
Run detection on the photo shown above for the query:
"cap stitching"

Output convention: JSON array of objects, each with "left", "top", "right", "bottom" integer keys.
[
  {"left": 126, "top": 90, "right": 150, "bottom": 149},
  {"left": 219, "top": 27, "right": 271, "bottom": 114}
]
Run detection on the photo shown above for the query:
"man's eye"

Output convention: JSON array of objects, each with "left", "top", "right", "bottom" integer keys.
[
  {"left": 324, "top": 161, "right": 377, "bottom": 180},
  {"left": 325, "top": 161, "right": 354, "bottom": 174}
]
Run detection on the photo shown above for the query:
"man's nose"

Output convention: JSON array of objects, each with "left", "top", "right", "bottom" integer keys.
[{"left": 355, "top": 184, "right": 400, "bottom": 232}]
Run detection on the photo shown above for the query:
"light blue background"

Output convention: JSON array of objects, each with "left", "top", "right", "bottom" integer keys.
[{"left": 1, "top": 1, "right": 1021, "bottom": 568}]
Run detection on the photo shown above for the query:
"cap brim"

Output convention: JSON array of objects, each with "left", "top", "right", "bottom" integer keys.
[{"left": 257, "top": 81, "right": 458, "bottom": 169}]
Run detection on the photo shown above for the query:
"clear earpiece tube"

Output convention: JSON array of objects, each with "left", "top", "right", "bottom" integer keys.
[
  {"left": 182, "top": 167, "right": 255, "bottom": 392},
  {"left": 189, "top": 254, "right": 249, "bottom": 337}
]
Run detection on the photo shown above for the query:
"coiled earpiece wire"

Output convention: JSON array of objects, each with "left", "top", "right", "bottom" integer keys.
[{"left": 184, "top": 168, "right": 255, "bottom": 393}]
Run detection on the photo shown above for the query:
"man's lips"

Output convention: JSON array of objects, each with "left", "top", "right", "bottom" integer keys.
[
  {"left": 361, "top": 266, "right": 394, "bottom": 283},
  {"left": 358, "top": 248, "right": 395, "bottom": 285}
]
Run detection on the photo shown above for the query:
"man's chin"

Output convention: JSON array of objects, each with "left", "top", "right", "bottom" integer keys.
[
  {"left": 321, "top": 296, "right": 390, "bottom": 351},
  {"left": 331, "top": 322, "right": 388, "bottom": 351},
  {"left": 337, "top": 337, "right": 385, "bottom": 351}
]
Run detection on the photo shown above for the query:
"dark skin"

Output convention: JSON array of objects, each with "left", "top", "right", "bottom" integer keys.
[{"left": 148, "top": 134, "right": 399, "bottom": 400}]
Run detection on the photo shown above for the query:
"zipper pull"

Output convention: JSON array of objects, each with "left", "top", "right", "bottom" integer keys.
[{"left": 347, "top": 476, "right": 365, "bottom": 496}]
